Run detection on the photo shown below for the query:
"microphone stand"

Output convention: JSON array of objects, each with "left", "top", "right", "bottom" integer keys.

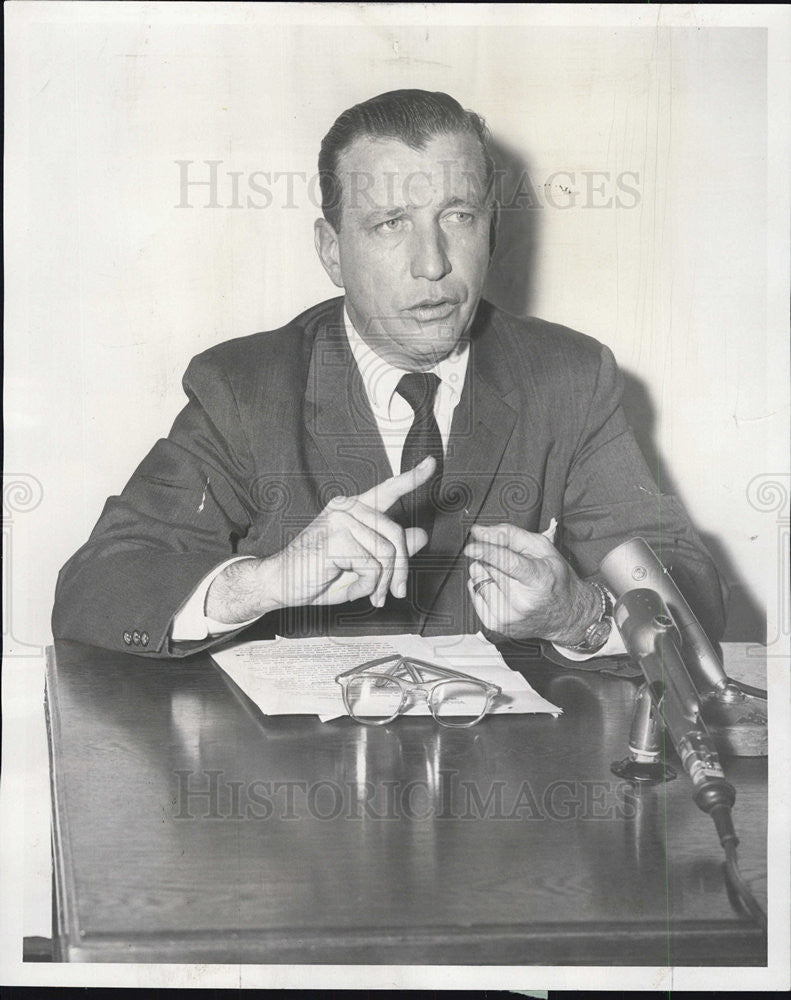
[
  {"left": 608, "top": 586, "right": 767, "bottom": 932},
  {"left": 611, "top": 680, "right": 676, "bottom": 785}
]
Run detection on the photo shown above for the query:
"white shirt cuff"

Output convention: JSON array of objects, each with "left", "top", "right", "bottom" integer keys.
[
  {"left": 551, "top": 626, "right": 626, "bottom": 661},
  {"left": 170, "top": 556, "right": 260, "bottom": 642}
]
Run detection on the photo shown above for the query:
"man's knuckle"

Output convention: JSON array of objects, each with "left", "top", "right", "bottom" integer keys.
[
  {"left": 326, "top": 506, "right": 347, "bottom": 527},
  {"left": 379, "top": 537, "right": 396, "bottom": 560}
]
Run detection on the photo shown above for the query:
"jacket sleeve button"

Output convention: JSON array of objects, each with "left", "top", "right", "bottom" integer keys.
[
  {"left": 141, "top": 632, "right": 150, "bottom": 647},
  {"left": 123, "top": 631, "right": 132, "bottom": 646},
  {"left": 132, "top": 630, "right": 141, "bottom": 645}
]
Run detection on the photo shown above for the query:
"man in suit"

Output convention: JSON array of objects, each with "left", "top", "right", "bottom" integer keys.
[{"left": 52, "top": 89, "right": 725, "bottom": 660}]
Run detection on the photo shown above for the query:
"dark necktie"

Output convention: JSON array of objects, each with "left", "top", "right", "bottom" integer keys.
[{"left": 395, "top": 372, "right": 444, "bottom": 534}]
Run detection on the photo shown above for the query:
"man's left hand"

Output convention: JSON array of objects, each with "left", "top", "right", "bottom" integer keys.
[{"left": 464, "top": 523, "right": 600, "bottom": 645}]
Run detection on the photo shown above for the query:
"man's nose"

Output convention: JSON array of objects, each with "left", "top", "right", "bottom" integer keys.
[{"left": 409, "top": 225, "right": 452, "bottom": 281}]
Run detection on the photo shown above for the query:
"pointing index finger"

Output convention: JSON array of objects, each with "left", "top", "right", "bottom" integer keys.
[{"left": 357, "top": 455, "right": 436, "bottom": 513}]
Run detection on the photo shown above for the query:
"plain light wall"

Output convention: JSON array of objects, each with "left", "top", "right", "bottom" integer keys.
[{"left": 5, "top": 18, "right": 773, "bottom": 652}]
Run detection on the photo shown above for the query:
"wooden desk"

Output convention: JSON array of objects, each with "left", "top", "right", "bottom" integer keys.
[{"left": 45, "top": 640, "right": 767, "bottom": 964}]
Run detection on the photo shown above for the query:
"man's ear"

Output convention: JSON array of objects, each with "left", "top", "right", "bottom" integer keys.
[
  {"left": 314, "top": 218, "right": 344, "bottom": 288},
  {"left": 488, "top": 201, "right": 500, "bottom": 261}
]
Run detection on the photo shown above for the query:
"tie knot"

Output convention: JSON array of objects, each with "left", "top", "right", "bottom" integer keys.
[{"left": 395, "top": 372, "right": 441, "bottom": 416}]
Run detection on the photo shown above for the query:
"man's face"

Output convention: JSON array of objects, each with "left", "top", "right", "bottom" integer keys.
[{"left": 316, "top": 131, "right": 494, "bottom": 370}]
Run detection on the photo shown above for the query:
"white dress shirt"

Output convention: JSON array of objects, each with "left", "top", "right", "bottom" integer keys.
[
  {"left": 343, "top": 308, "right": 469, "bottom": 470},
  {"left": 171, "top": 305, "right": 626, "bottom": 659}
]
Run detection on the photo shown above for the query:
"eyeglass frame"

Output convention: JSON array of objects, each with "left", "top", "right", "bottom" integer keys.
[{"left": 335, "top": 654, "right": 502, "bottom": 728}]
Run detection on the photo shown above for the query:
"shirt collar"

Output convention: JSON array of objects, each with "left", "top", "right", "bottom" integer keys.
[{"left": 343, "top": 304, "right": 469, "bottom": 417}]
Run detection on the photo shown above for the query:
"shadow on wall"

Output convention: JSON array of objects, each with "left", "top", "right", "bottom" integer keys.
[
  {"left": 483, "top": 137, "right": 540, "bottom": 318},
  {"left": 620, "top": 372, "right": 765, "bottom": 644},
  {"left": 483, "top": 137, "right": 765, "bottom": 644}
]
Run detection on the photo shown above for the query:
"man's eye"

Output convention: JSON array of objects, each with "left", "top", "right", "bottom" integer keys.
[
  {"left": 444, "top": 211, "right": 474, "bottom": 225},
  {"left": 375, "top": 218, "right": 404, "bottom": 233}
]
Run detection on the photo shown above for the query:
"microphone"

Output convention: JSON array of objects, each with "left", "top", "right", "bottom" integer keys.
[
  {"left": 613, "top": 588, "right": 735, "bottom": 830},
  {"left": 600, "top": 537, "right": 767, "bottom": 756},
  {"left": 599, "top": 537, "right": 730, "bottom": 695}
]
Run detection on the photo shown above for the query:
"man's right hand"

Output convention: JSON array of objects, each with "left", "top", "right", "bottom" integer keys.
[{"left": 205, "top": 456, "right": 436, "bottom": 624}]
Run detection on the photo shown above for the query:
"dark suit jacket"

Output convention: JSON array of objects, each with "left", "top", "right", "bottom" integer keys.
[{"left": 52, "top": 297, "right": 725, "bottom": 657}]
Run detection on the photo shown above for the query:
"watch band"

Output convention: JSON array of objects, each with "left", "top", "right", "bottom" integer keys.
[{"left": 564, "top": 581, "right": 614, "bottom": 653}]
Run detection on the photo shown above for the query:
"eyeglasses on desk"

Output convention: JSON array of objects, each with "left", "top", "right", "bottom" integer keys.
[{"left": 335, "top": 654, "right": 502, "bottom": 728}]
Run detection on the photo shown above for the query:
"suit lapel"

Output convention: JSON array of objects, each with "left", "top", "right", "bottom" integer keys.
[{"left": 303, "top": 301, "right": 393, "bottom": 499}]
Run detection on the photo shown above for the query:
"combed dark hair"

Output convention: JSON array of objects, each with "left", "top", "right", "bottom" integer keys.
[{"left": 318, "top": 89, "right": 494, "bottom": 232}]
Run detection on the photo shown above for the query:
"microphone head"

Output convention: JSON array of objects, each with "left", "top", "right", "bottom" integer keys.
[
  {"left": 599, "top": 536, "right": 699, "bottom": 633},
  {"left": 599, "top": 536, "right": 664, "bottom": 598}
]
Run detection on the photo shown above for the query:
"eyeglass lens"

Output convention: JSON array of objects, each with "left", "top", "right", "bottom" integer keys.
[
  {"left": 430, "top": 679, "right": 490, "bottom": 726},
  {"left": 345, "top": 674, "right": 404, "bottom": 723}
]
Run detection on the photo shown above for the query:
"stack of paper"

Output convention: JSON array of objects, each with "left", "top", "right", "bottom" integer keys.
[{"left": 210, "top": 632, "right": 561, "bottom": 722}]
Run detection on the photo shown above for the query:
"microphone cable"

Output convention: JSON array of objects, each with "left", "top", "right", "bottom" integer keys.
[
  {"left": 694, "top": 783, "right": 767, "bottom": 933},
  {"left": 722, "top": 836, "right": 768, "bottom": 933},
  {"left": 731, "top": 680, "right": 767, "bottom": 700}
]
